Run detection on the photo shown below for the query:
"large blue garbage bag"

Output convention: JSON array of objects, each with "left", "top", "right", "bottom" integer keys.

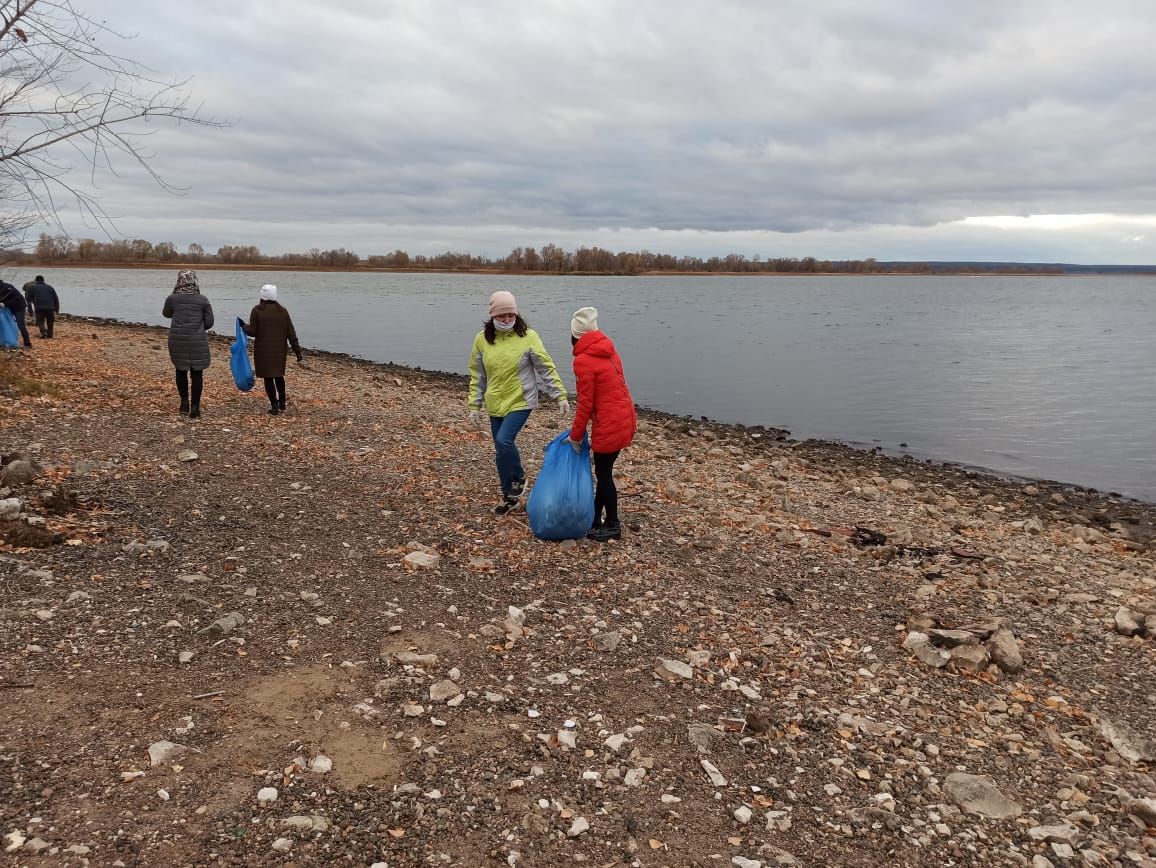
[
  {"left": 0, "top": 308, "right": 19, "bottom": 348},
  {"left": 230, "top": 316, "right": 255, "bottom": 391},
  {"left": 526, "top": 431, "right": 595, "bottom": 541}
]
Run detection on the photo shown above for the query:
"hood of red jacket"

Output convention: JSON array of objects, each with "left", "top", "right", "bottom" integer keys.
[{"left": 573, "top": 329, "right": 615, "bottom": 358}]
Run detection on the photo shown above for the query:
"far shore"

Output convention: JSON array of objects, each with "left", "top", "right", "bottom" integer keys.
[{"left": 2, "top": 261, "right": 1121, "bottom": 277}]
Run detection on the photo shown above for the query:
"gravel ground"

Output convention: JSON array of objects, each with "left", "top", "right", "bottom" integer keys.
[{"left": 1, "top": 318, "right": 1154, "bottom": 868}]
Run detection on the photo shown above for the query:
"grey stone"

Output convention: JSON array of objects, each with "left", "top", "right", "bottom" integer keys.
[
  {"left": 943, "top": 772, "right": 1022, "bottom": 819},
  {"left": 903, "top": 631, "right": 949, "bottom": 668},
  {"left": 1100, "top": 718, "right": 1155, "bottom": 763},
  {"left": 927, "top": 629, "right": 978, "bottom": 648},
  {"left": 1, "top": 460, "right": 39, "bottom": 486},
  {"left": 197, "top": 611, "right": 245, "bottom": 635},
  {"left": 1114, "top": 607, "right": 1145, "bottom": 637},
  {"left": 429, "top": 679, "right": 461, "bottom": 702},
  {"left": 403, "top": 551, "right": 440, "bottom": 570},
  {"left": 987, "top": 628, "right": 1024, "bottom": 673},
  {"left": 1027, "top": 823, "right": 1080, "bottom": 845},
  {"left": 949, "top": 644, "right": 990, "bottom": 672},
  {"left": 592, "top": 630, "right": 621, "bottom": 652},
  {"left": 655, "top": 657, "right": 694, "bottom": 680}
]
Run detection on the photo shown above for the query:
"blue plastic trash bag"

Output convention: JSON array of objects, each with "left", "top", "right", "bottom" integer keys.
[
  {"left": 230, "top": 316, "right": 255, "bottom": 391},
  {"left": 526, "top": 431, "right": 595, "bottom": 541},
  {"left": 0, "top": 308, "right": 19, "bottom": 348}
]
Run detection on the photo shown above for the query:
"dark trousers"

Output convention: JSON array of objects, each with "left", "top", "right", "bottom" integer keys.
[
  {"left": 593, "top": 450, "right": 621, "bottom": 527},
  {"left": 175, "top": 369, "right": 204, "bottom": 406},
  {"left": 263, "top": 376, "right": 286, "bottom": 407},
  {"left": 13, "top": 312, "right": 31, "bottom": 347},
  {"left": 34, "top": 309, "right": 54, "bottom": 338}
]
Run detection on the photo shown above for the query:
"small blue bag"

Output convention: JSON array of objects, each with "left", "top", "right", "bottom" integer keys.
[
  {"left": 526, "top": 431, "right": 596, "bottom": 541},
  {"left": 0, "top": 308, "right": 19, "bottom": 348},
  {"left": 230, "top": 316, "right": 255, "bottom": 391}
]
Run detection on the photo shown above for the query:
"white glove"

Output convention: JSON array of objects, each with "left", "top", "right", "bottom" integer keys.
[
  {"left": 558, "top": 399, "right": 571, "bottom": 416},
  {"left": 468, "top": 409, "right": 483, "bottom": 427},
  {"left": 568, "top": 438, "right": 581, "bottom": 454}
]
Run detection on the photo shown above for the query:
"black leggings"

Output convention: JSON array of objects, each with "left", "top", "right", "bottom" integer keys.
[
  {"left": 175, "top": 369, "right": 203, "bottom": 405},
  {"left": 263, "top": 376, "right": 286, "bottom": 406},
  {"left": 593, "top": 450, "right": 621, "bottom": 527}
]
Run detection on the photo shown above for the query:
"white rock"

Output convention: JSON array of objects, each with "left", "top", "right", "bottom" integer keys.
[
  {"left": 545, "top": 672, "right": 569, "bottom": 685},
  {"left": 655, "top": 657, "right": 694, "bottom": 681},
  {"left": 257, "top": 787, "right": 279, "bottom": 803},
  {"left": 403, "top": 550, "right": 440, "bottom": 570},
  {"left": 402, "top": 703, "right": 424, "bottom": 717},
  {"left": 148, "top": 740, "right": 186, "bottom": 767},
  {"left": 604, "top": 733, "right": 628, "bottom": 753},
  {"left": 4, "top": 831, "right": 26, "bottom": 853},
  {"left": 734, "top": 805, "right": 753, "bottom": 824},
  {"left": 733, "top": 857, "right": 763, "bottom": 868},
  {"left": 64, "top": 845, "right": 91, "bottom": 855},
  {"left": 1027, "top": 823, "right": 1080, "bottom": 845},
  {"left": 157, "top": 788, "right": 170, "bottom": 801},
  {"left": 556, "top": 730, "right": 577, "bottom": 749},
  {"left": 625, "top": 768, "right": 647, "bottom": 787},
  {"left": 701, "top": 758, "right": 728, "bottom": 786},
  {"left": 310, "top": 755, "right": 332, "bottom": 774},
  {"left": 567, "top": 816, "right": 589, "bottom": 837},
  {"left": 178, "top": 651, "right": 194, "bottom": 664},
  {"left": 177, "top": 450, "right": 198, "bottom": 462},
  {"left": 429, "top": 680, "right": 461, "bottom": 702},
  {"left": 272, "top": 837, "right": 292, "bottom": 851}
]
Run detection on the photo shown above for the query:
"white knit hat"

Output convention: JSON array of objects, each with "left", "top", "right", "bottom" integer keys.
[
  {"left": 260, "top": 284, "right": 278, "bottom": 301},
  {"left": 571, "top": 306, "right": 599, "bottom": 338}
]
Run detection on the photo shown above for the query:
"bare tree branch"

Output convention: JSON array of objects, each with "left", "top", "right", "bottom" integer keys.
[{"left": 0, "top": 0, "right": 222, "bottom": 244}]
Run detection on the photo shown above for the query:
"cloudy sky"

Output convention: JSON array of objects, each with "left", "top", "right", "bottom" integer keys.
[{"left": 21, "top": 0, "right": 1156, "bottom": 263}]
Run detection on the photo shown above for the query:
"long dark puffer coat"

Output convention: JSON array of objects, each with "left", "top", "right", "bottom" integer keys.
[
  {"left": 244, "top": 301, "right": 301, "bottom": 378},
  {"left": 162, "top": 292, "right": 214, "bottom": 371}
]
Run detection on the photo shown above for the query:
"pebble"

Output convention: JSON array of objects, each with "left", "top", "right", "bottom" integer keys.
[{"left": 257, "top": 787, "right": 278, "bottom": 803}]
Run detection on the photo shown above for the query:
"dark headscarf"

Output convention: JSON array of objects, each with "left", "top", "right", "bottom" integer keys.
[{"left": 173, "top": 270, "right": 199, "bottom": 294}]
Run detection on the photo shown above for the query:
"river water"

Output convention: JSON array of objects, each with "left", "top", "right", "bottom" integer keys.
[{"left": 11, "top": 267, "right": 1155, "bottom": 501}]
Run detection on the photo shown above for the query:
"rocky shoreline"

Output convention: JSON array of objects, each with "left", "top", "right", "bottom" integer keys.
[{"left": 1, "top": 319, "right": 1153, "bottom": 867}]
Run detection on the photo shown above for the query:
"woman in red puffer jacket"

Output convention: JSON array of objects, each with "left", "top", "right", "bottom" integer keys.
[{"left": 567, "top": 307, "right": 637, "bottom": 542}]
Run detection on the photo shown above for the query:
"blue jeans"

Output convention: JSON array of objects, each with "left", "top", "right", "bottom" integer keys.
[{"left": 489, "top": 409, "right": 531, "bottom": 496}]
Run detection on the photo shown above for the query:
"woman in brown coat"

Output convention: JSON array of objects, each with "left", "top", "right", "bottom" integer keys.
[{"left": 242, "top": 284, "right": 303, "bottom": 415}]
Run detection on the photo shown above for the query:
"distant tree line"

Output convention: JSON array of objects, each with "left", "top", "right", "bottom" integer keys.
[{"left": 3, "top": 233, "right": 1066, "bottom": 275}]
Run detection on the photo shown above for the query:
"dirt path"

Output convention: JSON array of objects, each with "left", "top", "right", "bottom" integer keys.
[{"left": 1, "top": 318, "right": 1153, "bottom": 867}]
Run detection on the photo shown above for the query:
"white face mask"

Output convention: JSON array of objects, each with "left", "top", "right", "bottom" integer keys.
[{"left": 493, "top": 318, "right": 515, "bottom": 332}]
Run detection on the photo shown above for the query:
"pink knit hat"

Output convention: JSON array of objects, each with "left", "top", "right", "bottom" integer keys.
[{"left": 488, "top": 290, "right": 518, "bottom": 318}]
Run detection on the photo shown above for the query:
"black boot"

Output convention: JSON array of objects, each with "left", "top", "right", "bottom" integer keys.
[
  {"left": 189, "top": 403, "right": 201, "bottom": 419},
  {"left": 587, "top": 522, "right": 622, "bottom": 542},
  {"left": 278, "top": 398, "right": 286, "bottom": 412},
  {"left": 269, "top": 403, "right": 280, "bottom": 416},
  {"left": 179, "top": 400, "right": 190, "bottom": 416}
]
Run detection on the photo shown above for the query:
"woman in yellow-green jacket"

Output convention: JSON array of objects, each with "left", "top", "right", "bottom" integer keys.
[{"left": 468, "top": 291, "right": 570, "bottom": 515}]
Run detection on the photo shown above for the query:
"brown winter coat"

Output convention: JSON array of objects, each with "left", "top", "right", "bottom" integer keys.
[{"left": 243, "top": 301, "right": 301, "bottom": 378}]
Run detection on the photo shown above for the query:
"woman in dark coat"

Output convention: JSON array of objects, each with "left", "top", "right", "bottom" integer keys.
[
  {"left": 242, "top": 284, "right": 303, "bottom": 415},
  {"left": 162, "top": 270, "right": 214, "bottom": 418}
]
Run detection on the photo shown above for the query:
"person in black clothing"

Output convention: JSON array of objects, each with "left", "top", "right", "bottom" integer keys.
[
  {"left": 23, "top": 275, "right": 59, "bottom": 338},
  {"left": 0, "top": 280, "right": 32, "bottom": 347}
]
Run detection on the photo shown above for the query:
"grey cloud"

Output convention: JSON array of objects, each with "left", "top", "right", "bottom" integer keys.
[{"left": 23, "top": 0, "right": 1156, "bottom": 261}]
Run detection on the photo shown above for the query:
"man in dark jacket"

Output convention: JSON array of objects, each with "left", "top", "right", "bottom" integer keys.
[
  {"left": 23, "top": 275, "right": 59, "bottom": 338},
  {"left": 1, "top": 280, "right": 32, "bottom": 347}
]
